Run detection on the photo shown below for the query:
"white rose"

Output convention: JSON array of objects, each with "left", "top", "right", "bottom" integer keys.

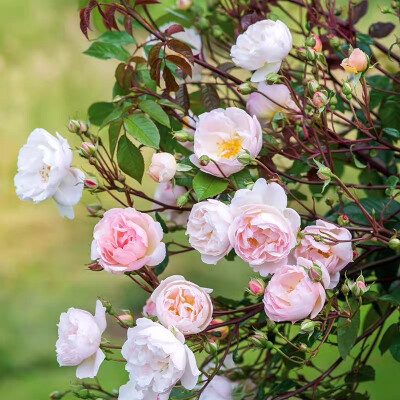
[
  {"left": 56, "top": 300, "right": 106, "bottom": 379},
  {"left": 151, "top": 275, "right": 213, "bottom": 334},
  {"left": 186, "top": 199, "right": 233, "bottom": 264},
  {"left": 120, "top": 318, "right": 200, "bottom": 399},
  {"left": 246, "top": 83, "right": 300, "bottom": 126},
  {"left": 14, "top": 128, "right": 84, "bottom": 219},
  {"left": 230, "top": 19, "right": 292, "bottom": 82},
  {"left": 148, "top": 152, "right": 177, "bottom": 183},
  {"left": 190, "top": 107, "right": 262, "bottom": 177},
  {"left": 200, "top": 375, "right": 236, "bottom": 400},
  {"left": 153, "top": 182, "right": 189, "bottom": 225}
]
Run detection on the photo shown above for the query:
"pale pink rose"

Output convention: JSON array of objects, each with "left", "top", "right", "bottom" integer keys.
[
  {"left": 91, "top": 208, "right": 166, "bottom": 274},
  {"left": 341, "top": 48, "right": 368, "bottom": 73},
  {"left": 56, "top": 300, "right": 106, "bottom": 379},
  {"left": 293, "top": 219, "right": 353, "bottom": 288},
  {"left": 228, "top": 179, "right": 300, "bottom": 276},
  {"left": 186, "top": 199, "right": 233, "bottom": 264},
  {"left": 148, "top": 152, "right": 177, "bottom": 183},
  {"left": 142, "top": 297, "right": 157, "bottom": 317},
  {"left": 263, "top": 258, "right": 330, "bottom": 322},
  {"left": 151, "top": 275, "right": 213, "bottom": 334},
  {"left": 153, "top": 182, "right": 189, "bottom": 225},
  {"left": 246, "top": 83, "right": 300, "bottom": 126},
  {"left": 190, "top": 108, "right": 262, "bottom": 177},
  {"left": 199, "top": 375, "right": 236, "bottom": 400}
]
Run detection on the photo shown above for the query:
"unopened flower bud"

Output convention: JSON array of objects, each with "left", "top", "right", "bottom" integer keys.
[
  {"left": 237, "top": 151, "right": 255, "bottom": 166},
  {"left": 299, "top": 343, "right": 308, "bottom": 352},
  {"left": 49, "top": 391, "right": 63, "bottom": 399},
  {"left": 199, "top": 155, "right": 210, "bottom": 166},
  {"left": 341, "top": 282, "right": 350, "bottom": 296},
  {"left": 265, "top": 72, "right": 282, "bottom": 84},
  {"left": 198, "top": 17, "right": 210, "bottom": 30},
  {"left": 312, "top": 91, "right": 327, "bottom": 108},
  {"left": 118, "top": 311, "right": 134, "bottom": 327},
  {"left": 68, "top": 120, "right": 81, "bottom": 134},
  {"left": 350, "top": 275, "right": 369, "bottom": 297},
  {"left": 337, "top": 214, "right": 350, "bottom": 226},
  {"left": 84, "top": 178, "right": 99, "bottom": 189},
  {"left": 296, "top": 47, "right": 307, "bottom": 61},
  {"left": 212, "top": 25, "right": 223, "bottom": 38},
  {"left": 300, "top": 319, "right": 321, "bottom": 334},
  {"left": 325, "top": 197, "right": 334, "bottom": 206},
  {"left": 307, "top": 79, "right": 320, "bottom": 94},
  {"left": 305, "top": 35, "right": 316, "bottom": 48},
  {"left": 307, "top": 262, "right": 323, "bottom": 282},
  {"left": 248, "top": 279, "right": 265, "bottom": 296},
  {"left": 341, "top": 48, "right": 369, "bottom": 74},
  {"left": 329, "top": 95, "right": 338, "bottom": 108},
  {"left": 388, "top": 238, "right": 400, "bottom": 249},
  {"left": 204, "top": 339, "right": 219, "bottom": 356},
  {"left": 176, "top": 0, "right": 192, "bottom": 10},
  {"left": 328, "top": 35, "right": 340, "bottom": 48},
  {"left": 174, "top": 130, "right": 193, "bottom": 142},
  {"left": 148, "top": 152, "right": 177, "bottom": 183},
  {"left": 266, "top": 320, "right": 276, "bottom": 331},
  {"left": 237, "top": 82, "right": 254, "bottom": 95},
  {"left": 86, "top": 203, "right": 104, "bottom": 217},
  {"left": 342, "top": 81, "right": 352, "bottom": 96},
  {"left": 87, "top": 262, "right": 103, "bottom": 271},
  {"left": 176, "top": 191, "right": 190, "bottom": 208},
  {"left": 306, "top": 47, "right": 316, "bottom": 61},
  {"left": 317, "top": 166, "right": 332, "bottom": 181},
  {"left": 80, "top": 142, "right": 96, "bottom": 157},
  {"left": 250, "top": 331, "right": 269, "bottom": 348},
  {"left": 100, "top": 299, "right": 113, "bottom": 314},
  {"left": 209, "top": 318, "right": 229, "bottom": 340}
]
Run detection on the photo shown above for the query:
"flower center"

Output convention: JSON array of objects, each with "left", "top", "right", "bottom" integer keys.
[
  {"left": 217, "top": 134, "right": 243, "bottom": 159},
  {"left": 39, "top": 164, "right": 51, "bottom": 182},
  {"left": 317, "top": 249, "right": 331, "bottom": 258}
]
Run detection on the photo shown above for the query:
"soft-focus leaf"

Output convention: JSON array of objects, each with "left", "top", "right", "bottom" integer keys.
[
  {"left": 337, "top": 300, "right": 360, "bottom": 359},
  {"left": 116, "top": 135, "right": 144, "bottom": 183},
  {"left": 369, "top": 22, "right": 395, "bottom": 38},
  {"left": 83, "top": 42, "right": 130, "bottom": 61},
  {"left": 175, "top": 85, "right": 190, "bottom": 112},
  {"left": 379, "top": 324, "right": 398, "bottom": 355},
  {"left": 193, "top": 171, "right": 228, "bottom": 200},
  {"left": 390, "top": 332, "right": 400, "bottom": 362},
  {"left": 124, "top": 113, "right": 160, "bottom": 148},
  {"left": 200, "top": 84, "right": 220, "bottom": 111},
  {"left": 138, "top": 100, "right": 170, "bottom": 127},
  {"left": 345, "top": 365, "right": 375, "bottom": 384},
  {"left": 351, "top": 0, "right": 368, "bottom": 24},
  {"left": 163, "top": 67, "right": 179, "bottom": 92},
  {"left": 166, "top": 54, "right": 192, "bottom": 77},
  {"left": 96, "top": 30, "right": 136, "bottom": 45},
  {"left": 166, "top": 39, "right": 194, "bottom": 64},
  {"left": 88, "top": 102, "right": 115, "bottom": 126}
]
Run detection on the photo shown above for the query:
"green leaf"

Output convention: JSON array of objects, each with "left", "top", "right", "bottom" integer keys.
[
  {"left": 169, "top": 387, "right": 196, "bottom": 399},
  {"left": 88, "top": 102, "right": 115, "bottom": 126},
  {"left": 96, "top": 31, "right": 136, "bottom": 45},
  {"left": 345, "top": 365, "right": 375, "bottom": 384},
  {"left": 100, "top": 107, "right": 123, "bottom": 130},
  {"left": 155, "top": 212, "right": 169, "bottom": 233},
  {"left": 390, "top": 332, "right": 400, "bottom": 362},
  {"left": 116, "top": 135, "right": 144, "bottom": 183},
  {"left": 154, "top": 246, "right": 169, "bottom": 275},
  {"left": 350, "top": 145, "right": 366, "bottom": 169},
  {"left": 109, "top": 119, "right": 122, "bottom": 157},
  {"left": 337, "top": 300, "right": 360, "bottom": 359},
  {"left": 192, "top": 171, "right": 228, "bottom": 201},
  {"left": 379, "top": 323, "right": 398, "bottom": 355},
  {"left": 124, "top": 113, "right": 160, "bottom": 149},
  {"left": 383, "top": 127, "right": 400, "bottom": 139},
  {"left": 83, "top": 42, "right": 130, "bottom": 61},
  {"left": 380, "top": 287, "right": 400, "bottom": 305},
  {"left": 230, "top": 169, "right": 253, "bottom": 189},
  {"left": 138, "top": 100, "right": 170, "bottom": 128}
]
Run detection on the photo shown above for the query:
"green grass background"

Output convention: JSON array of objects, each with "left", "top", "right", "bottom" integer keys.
[{"left": 0, "top": 0, "right": 398, "bottom": 398}]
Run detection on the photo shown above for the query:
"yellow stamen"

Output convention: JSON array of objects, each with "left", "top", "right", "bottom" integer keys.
[{"left": 217, "top": 134, "right": 243, "bottom": 159}]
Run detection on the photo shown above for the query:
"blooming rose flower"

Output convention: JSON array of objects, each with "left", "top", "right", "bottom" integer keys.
[
  {"left": 14, "top": 128, "right": 84, "bottom": 219},
  {"left": 120, "top": 318, "right": 200, "bottom": 399},
  {"left": 263, "top": 258, "right": 330, "bottom": 322},
  {"left": 91, "top": 208, "right": 166, "bottom": 273},
  {"left": 230, "top": 19, "right": 292, "bottom": 82},
  {"left": 142, "top": 297, "right": 157, "bottom": 317},
  {"left": 148, "top": 152, "right": 177, "bottom": 183},
  {"left": 147, "top": 23, "right": 203, "bottom": 82},
  {"left": 190, "top": 108, "right": 262, "bottom": 177},
  {"left": 246, "top": 83, "right": 300, "bottom": 126},
  {"left": 56, "top": 300, "right": 106, "bottom": 379},
  {"left": 341, "top": 48, "right": 368, "bottom": 73},
  {"left": 153, "top": 182, "right": 189, "bottom": 225},
  {"left": 186, "top": 199, "right": 233, "bottom": 264},
  {"left": 151, "top": 275, "right": 213, "bottom": 334},
  {"left": 229, "top": 179, "right": 300, "bottom": 276},
  {"left": 200, "top": 375, "right": 236, "bottom": 400},
  {"left": 293, "top": 219, "right": 353, "bottom": 289}
]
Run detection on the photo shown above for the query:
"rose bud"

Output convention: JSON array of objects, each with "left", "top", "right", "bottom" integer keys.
[
  {"left": 87, "top": 262, "right": 103, "bottom": 271},
  {"left": 204, "top": 339, "right": 219, "bottom": 356},
  {"left": 307, "top": 261, "right": 324, "bottom": 282},
  {"left": 337, "top": 214, "right": 350, "bottom": 226},
  {"left": 350, "top": 275, "right": 369, "bottom": 297},
  {"left": 237, "top": 82, "right": 254, "bottom": 95},
  {"left": 250, "top": 331, "right": 269, "bottom": 348},
  {"left": 198, "top": 154, "right": 210, "bottom": 166},
  {"left": 148, "top": 152, "right": 177, "bottom": 183},
  {"left": 84, "top": 178, "right": 99, "bottom": 189},
  {"left": 311, "top": 33, "right": 322, "bottom": 52},
  {"left": 80, "top": 142, "right": 96, "bottom": 158},
  {"left": 307, "top": 79, "right": 320, "bottom": 94},
  {"left": 176, "top": 0, "right": 192, "bottom": 10},
  {"left": 67, "top": 120, "right": 81, "bottom": 134},
  {"left": 341, "top": 281, "right": 350, "bottom": 296},
  {"left": 389, "top": 237, "right": 400, "bottom": 249},
  {"left": 118, "top": 312, "right": 135, "bottom": 327},
  {"left": 209, "top": 318, "right": 229, "bottom": 340},
  {"left": 248, "top": 279, "right": 266, "bottom": 296},
  {"left": 312, "top": 91, "right": 327, "bottom": 108},
  {"left": 174, "top": 130, "right": 193, "bottom": 143},
  {"left": 300, "top": 319, "right": 321, "bottom": 334},
  {"left": 341, "top": 48, "right": 369, "bottom": 74}
]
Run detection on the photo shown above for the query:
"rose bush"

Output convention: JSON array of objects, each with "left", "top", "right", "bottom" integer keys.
[{"left": 15, "top": 0, "right": 400, "bottom": 399}]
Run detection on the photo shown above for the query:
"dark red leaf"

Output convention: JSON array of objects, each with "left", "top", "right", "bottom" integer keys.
[
  {"left": 124, "top": 15, "right": 133, "bottom": 36},
  {"left": 148, "top": 42, "right": 163, "bottom": 66},
  {"left": 150, "top": 58, "right": 162, "bottom": 87},
  {"left": 115, "top": 63, "right": 135, "bottom": 90},
  {"left": 369, "top": 22, "right": 395, "bottom": 38},
  {"left": 175, "top": 85, "right": 190, "bottom": 112},
  {"left": 163, "top": 68, "right": 179, "bottom": 92},
  {"left": 166, "top": 55, "right": 192, "bottom": 77},
  {"left": 79, "top": 0, "right": 98, "bottom": 39},
  {"left": 165, "top": 24, "right": 185, "bottom": 36},
  {"left": 200, "top": 85, "right": 220, "bottom": 111},
  {"left": 135, "top": 0, "right": 161, "bottom": 5},
  {"left": 240, "top": 12, "right": 264, "bottom": 31},
  {"left": 166, "top": 39, "right": 194, "bottom": 64},
  {"left": 102, "top": 4, "right": 119, "bottom": 31},
  {"left": 351, "top": 0, "right": 368, "bottom": 24}
]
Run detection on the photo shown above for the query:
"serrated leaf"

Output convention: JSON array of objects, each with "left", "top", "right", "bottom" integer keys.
[
  {"left": 88, "top": 102, "right": 115, "bottom": 126},
  {"left": 97, "top": 31, "right": 136, "bottom": 45},
  {"left": 138, "top": 100, "right": 170, "bottom": 128},
  {"left": 83, "top": 42, "right": 130, "bottom": 61},
  {"left": 337, "top": 300, "right": 360, "bottom": 359},
  {"left": 200, "top": 84, "right": 220, "bottom": 111},
  {"left": 193, "top": 171, "right": 228, "bottom": 200},
  {"left": 116, "top": 135, "right": 144, "bottom": 183},
  {"left": 230, "top": 169, "right": 253, "bottom": 189},
  {"left": 124, "top": 113, "right": 160, "bottom": 148}
]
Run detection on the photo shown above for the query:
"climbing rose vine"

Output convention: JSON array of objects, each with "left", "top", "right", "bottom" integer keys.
[{"left": 15, "top": 0, "right": 400, "bottom": 399}]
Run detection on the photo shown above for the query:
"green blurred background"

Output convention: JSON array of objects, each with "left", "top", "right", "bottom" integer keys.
[{"left": 0, "top": 0, "right": 398, "bottom": 398}]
